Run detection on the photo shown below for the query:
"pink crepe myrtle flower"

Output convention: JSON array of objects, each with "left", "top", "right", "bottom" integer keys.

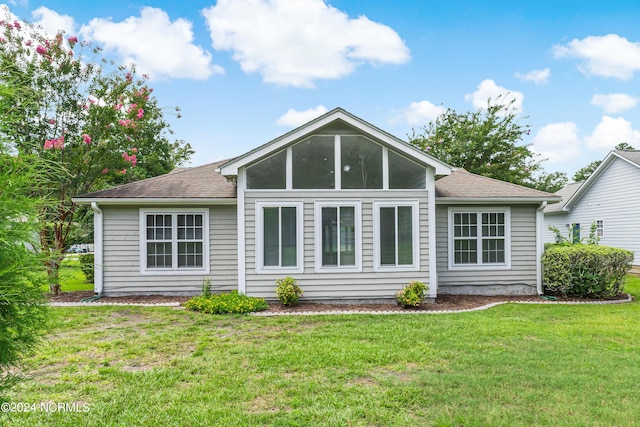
[
  {"left": 36, "top": 45, "right": 47, "bottom": 55},
  {"left": 0, "top": 38, "right": 5, "bottom": 43},
  {"left": 44, "top": 136, "right": 65, "bottom": 150},
  {"left": 13, "top": 21, "right": 21, "bottom": 29},
  {"left": 67, "top": 36, "right": 78, "bottom": 44},
  {"left": 25, "top": 40, "right": 32, "bottom": 46},
  {"left": 43, "top": 140, "right": 53, "bottom": 149},
  {"left": 48, "top": 119, "right": 55, "bottom": 125},
  {"left": 129, "top": 154, "right": 137, "bottom": 167},
  {"left": 136, "top": 108, "right": 144, "bottom": 119},
  {"left": 82, "top": 134, "right": 91, "bottom": 144},
  {"left": 131, "top": 147, "right": 138, "bottom": 153},
  {"left": 120, "top": 169, "right": 127, "bottom": 174},
  {"left": 102, "top": 168, "right": 109, "bottom": 174}
]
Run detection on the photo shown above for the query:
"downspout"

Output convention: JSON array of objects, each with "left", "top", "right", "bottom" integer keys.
[
  {"left": 90, "top": 202, "right": 104, "bottom": 295},
  {"left": 536, "top": 201, "right": 548, "bottom": 295}
]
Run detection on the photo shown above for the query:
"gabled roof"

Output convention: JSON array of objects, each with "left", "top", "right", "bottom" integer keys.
[
  {"left": 435, "top": 169, "right": 561, "bottom": 203},
  {"left": 547, "top": 150, "right": 640, "bottom": 214},
  {"left": 74, "top": 160, "right": 236, "bottom": 205},
  {"left": 217, "top": 107, "right": 452, "bottom": 176},
  {"left": 543, "top": 181, "right": 583, "bottom": 214}
]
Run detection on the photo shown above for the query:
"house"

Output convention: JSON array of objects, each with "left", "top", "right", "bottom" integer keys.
[
  {"left": 74, "top": 108, "right": 560, "bottom": 301},
  {"left": 544, "top": 150, "right": 640, "bottom": 265}
]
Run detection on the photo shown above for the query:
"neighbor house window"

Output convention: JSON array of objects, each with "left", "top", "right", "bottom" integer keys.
[
  {"left": 448, "top": 208, "right": 511, "bottom": 269},
  {"left": 140, "top": 209, "right": 209, "bottom": 274},
  {"left": 314, "top": 201, "right": 361, "bottom": 272},
  {"left": 595, "top": 220, "right": 604, "bottom": 238},
  {"left": 373, "top": 201, "right": 420, "bottom": 271},
  {"left": 255, "top": 201, "right": 304, "bottom": 273}
]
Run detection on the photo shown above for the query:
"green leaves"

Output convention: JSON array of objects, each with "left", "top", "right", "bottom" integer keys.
[{"left": 396, "top": 281, "right": 427, "bottom": 307}]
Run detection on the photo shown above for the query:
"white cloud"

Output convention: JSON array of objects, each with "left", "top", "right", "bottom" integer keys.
[
  {"left": 590, "top": 93, "right": 638, "bottom": 114},
  {"left": 585, "top": 116, "right": 640, "bottom": 150},
  {"left": 531, "top": 122, "right": 582, "bottom": 163},
  {"left": 31, "top": 6, "right": 76, "bottom": 36},
  {"left": 276, "top": 105, "right": 328, "bottom": 127},
  {"left": 202, "top": 0, "right": 410, "bottom": 88},
  {"left": 553, "top": 34, "right": 640, "bottom": 80},
  {"left": 80, "top": 7, "right": 222, "bottom": 80},
  {"left": 515, "top": 68, "right": 550, "bottom": 85},
  {"left": 465, "top": 79, "right": 524, "bottom": 112},
  {"left": 392, "top": 100, "right": 445, "bottom": 125}
]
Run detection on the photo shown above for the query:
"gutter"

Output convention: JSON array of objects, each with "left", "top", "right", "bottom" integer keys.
[
  {"left": 90, "top": 202, "right": 103, "bottom": 295},
  {"left": 535, "top": 201, "right": 548, "bottom": 295}
]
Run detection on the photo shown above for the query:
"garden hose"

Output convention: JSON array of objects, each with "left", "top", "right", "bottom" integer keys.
[
  {"left": 80, "top": 294, "right": 104, "bottom": 303},
  {"left": 539, "top": 295, "right": 557, "bottom": 301}
]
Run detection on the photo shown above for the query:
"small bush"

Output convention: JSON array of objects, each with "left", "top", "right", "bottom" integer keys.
[
  {"left": 184, "top": 291, "right": 268, "bottom": 314},
  {"left": 201, "top": 278, "right": 212, "bottom": 297},
  {"left": 78, "top": 253, "right": 94, "bottom": 283},
  {"left": 542, "top": 245, "right": 633, "bottom": 298},
  {"left": 396, "top": 281, "right": 428, "bottom": 308},
  {"left": 275, "top": 276, "right": 303, "bottom": 306}
]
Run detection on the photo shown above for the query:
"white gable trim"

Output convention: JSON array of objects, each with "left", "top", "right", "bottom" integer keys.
[
  {"left": 218, "top": 108, "right": 452, "bottom": 176},
  {"left": 563, "top": 151, "right": 640, "bottom": 212}
]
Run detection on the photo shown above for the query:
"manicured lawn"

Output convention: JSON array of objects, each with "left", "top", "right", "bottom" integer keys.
[
  {"left": 4, "top": 277, "right": 640, "bottom": 426},
  {"left": 40, "top": 255, "right": 94, "bottom": 293}
]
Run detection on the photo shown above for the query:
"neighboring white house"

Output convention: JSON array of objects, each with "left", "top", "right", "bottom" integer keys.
[
  {"left": 74, "top": 108, "right": 559, "bottom": 300},
  {"left": 544, "top": 150, "right": 640, "bottom": 265}
]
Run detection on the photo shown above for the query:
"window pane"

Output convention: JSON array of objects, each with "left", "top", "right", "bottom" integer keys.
[
  {"left": 397, "top": 206, "right": 413, "bottom": 265},
  {"left": 281, "top": 207, "right": 297, "bottom": 267},
  {"left": 147, "top": 242, "right": 172, "bottom": 268},
  {"left": 263, "top": 207, "right": 279, "bottom": 266},
  {"left": 454, "top": 239, "right": 477, "bottom": 264},
  {"left": 341, "top": 136, "right": 383, "bottom": 189},
  {"left": 292, "top": 136, "right": 334, "bottom": 189},
  {"left": 380, "top": 207, "right": 396, "bottom": 265},
  {"left": 246, "top": 150, "right": 287, "bottom": 189},
  {"left": 482, "top": 239, "right": 505, "bottom": 264},
  {"left": 321, "top": 207, "right": 338, "bottom": 266},
  {"left": 178, "top": 241, "right": 203, "bottom": 267},
  {"left": 389, "top": 150, "right": 426, "bottom": 189},
  {"left": 340, "top": 206, "right": 356, "bottom": 266}
]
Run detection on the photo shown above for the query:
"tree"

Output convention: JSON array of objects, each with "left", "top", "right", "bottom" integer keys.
[
  {"left": 572, "top": 143, "right": 635, "bottom": 182},
  {"left": 531, "top": 171, "right": 568, "bottom": 193},
  {"left": 409, "top": 96, "right": 541, "bottom": 186},
  {"left": 0, "top": 152, "right": 49, "bottom": 395},
  {"left": 0, "top": 19, "right": 193, "bottom": 291}
]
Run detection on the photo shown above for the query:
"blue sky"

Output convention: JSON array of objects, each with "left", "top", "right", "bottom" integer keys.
[{"left": 3, "top": 0, "right": 640, "bottom": 179}]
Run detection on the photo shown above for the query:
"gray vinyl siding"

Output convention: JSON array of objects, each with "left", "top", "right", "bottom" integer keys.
[
  {"left": 436, "top": 204, "right": 539, "bottom": 294},
  {"left": 101, "top": 204, "right": 237, "bottom": 295},
  {"left": 544, "top": 157, "right": 640, "bottom": 264},
  {"left": 244, "top": 190, "right": 430, "bottom": 301}
]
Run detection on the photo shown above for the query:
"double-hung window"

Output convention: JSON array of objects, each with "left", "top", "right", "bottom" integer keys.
[
  {"left": 140, "top": 209, "right": 209, "bottom": 274},
  {"left": 448, "top": 208, "right": 511, "bottom": 270},
  {"left": 373, "top": 201, "right": 420, "bottom": 271},
  {"left": 255, "top": 201, "right": 304, "bottom": 274},
  {"left": 314, "top": 201, "right": 361, "bottom": 272}
]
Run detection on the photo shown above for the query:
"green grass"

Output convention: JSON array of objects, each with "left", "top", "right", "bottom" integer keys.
[
  {"left": 4, "top": 277, "right": 640, "bottom": 426},
  {"left": 40, "top": 255, "right": 93, "bottom": 293}
]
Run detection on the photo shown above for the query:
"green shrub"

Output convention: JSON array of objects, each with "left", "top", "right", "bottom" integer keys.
[
  {"left": 396, "top": 281, "right": 428, "bottom": 307},
  {"left": 275, "top": 276, "right": 303, "bottom": 306},
  {"left": 184, "top": 291, "right": 268, "bottom": 314},
  {"left": 542, "top": 245, "right": 633, "bottom": 298},
  {"left": 201, "top": 278, "right": 212, "bottom": 297},
  {"left": 78, "top": 253, "right": 94, "bottom": 283}
]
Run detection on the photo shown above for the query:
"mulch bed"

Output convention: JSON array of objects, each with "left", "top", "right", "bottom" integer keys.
[{"left": 47, "top": 291, "right": 632, "bottom": 312}]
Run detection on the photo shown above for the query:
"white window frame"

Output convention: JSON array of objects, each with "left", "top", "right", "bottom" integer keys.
[
  {"left": 255, "top": 200, "right": 304, "bottom": 274},
  {"left": 447, "top": 207, "right": 511, "bottom": 271},
  {"left": 139, "top": 208, "right": 209, "bottom": 275},
  {"left": 373, "top": 200, "right": 420, "bottom": 272},
  {"left": 595, "top": 219, "right": 604, "bottom": 238},
  {"left": 314, "top": 201, "right": 362, "bottom": 273}
]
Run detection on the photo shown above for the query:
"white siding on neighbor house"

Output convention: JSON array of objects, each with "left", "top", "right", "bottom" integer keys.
[
  {"left": 436, "top": 204, "right": 539, "bottom": 295},
  {"left": 243, "top": 190, "right": 430, "bottom": 301},
  {"left": 101, "top": 205, "right": 238, "bottom": 295},
  {"left": 544, "top": 157, "right": 640, "bottom": 264}
]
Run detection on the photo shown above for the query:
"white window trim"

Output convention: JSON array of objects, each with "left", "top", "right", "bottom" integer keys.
[
  {"left": 447, "top": 207, "right": 511, "bottom": 271},
  {"left": 595, "top": 219, "right": 604, "bottom": 238},
  {"left": 373, "top": 200, "right": 420, "bottom": 272},
  {"left": 255, "top": 200, "right": 304, "bottom": 274},
  {"left": 139, "top": 208, "right": 210, "bottom": 275},
  {"left": 314, "top": 200, "right": 362, "bottom": 273}
]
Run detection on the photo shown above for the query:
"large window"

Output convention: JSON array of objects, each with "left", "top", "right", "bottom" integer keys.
[
  {"left": 256, "top": 201, "right": 304, "bottom": 273},
  {"left": 373, "top": 201, "right": 420, "bottom": 271},
  {"left": 292, "top": 136, "right": 335, "bottom": 189},
  {"left": 246, "top": 151, "right": 286, "bottom": 189},
  {"left": 388, "top": 150, "right": 426, "bottom": 189},
  {"left": 140, "top": 209, "right": 209, "bottom": 274},
  {"left": 448, "top": 208, "right": 511, "bottom": 269},
  {"left": 314, "top": 201, "right": 361, "bottom": 272},
  {"left": 341, "top": 136, "right": 383, "bottom": 189}
]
